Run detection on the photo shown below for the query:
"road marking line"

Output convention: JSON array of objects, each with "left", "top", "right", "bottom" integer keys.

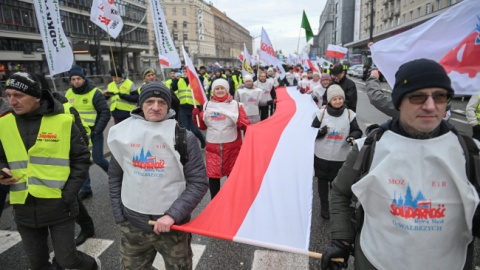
[
  {"left": 49, "top": 238, "right": 114, "bottom": 267},
  {"left": 251, "top": 250, "right": 308, "bottom": 270},
  {"left": 153, "top": 243, "right": 205, "bottom": 270},
  {"left": 0, "top": 230, "right": 21, "bottom": 253},
  {"left": 450, "top": 117, "right": 468, "bottom": 124}
]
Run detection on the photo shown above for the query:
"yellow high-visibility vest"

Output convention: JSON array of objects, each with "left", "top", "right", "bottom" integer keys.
[
  {"left": 0, "top": 114, "right": 72, "bottom": 204},
  {"left": 108, "top": 79, "right": 136, "bottom": 112},
  {"left": 175, "top": 78, "right": 199, "bottom": 105},
  {"left": 65, "top": 88, "right": 100, "bottom": 127},
  {"left": 62, "top": 103, "right": 92, "bottom": 157}
]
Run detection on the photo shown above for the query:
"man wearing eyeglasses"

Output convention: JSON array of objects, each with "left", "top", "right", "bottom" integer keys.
[{"left": 321, "top": 59, "right": 480, "bottom": 270}]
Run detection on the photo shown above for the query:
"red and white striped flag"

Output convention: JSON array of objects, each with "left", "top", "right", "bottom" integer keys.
[
  {"left": 325, "top": 44, "right": 348, "bottom": 59},
  {"left": 173, "top": 87, "right": 318, "bottom": 254},
  {"left": 371, "top": 0, "right": 480, "bottom": 95},
  {"left": 182, "top": 46, "right": 207, "bottom": 105}
]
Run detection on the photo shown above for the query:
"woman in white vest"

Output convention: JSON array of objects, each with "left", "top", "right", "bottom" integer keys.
[
  {"left": 311, "top": 85, "right": 362, "bottom": 220},
  {"left": 193, "top": 79, "right": 250, "bottom": 199},
  {"left": 311, "top": 73, "right": 332, "bottom": 109}
]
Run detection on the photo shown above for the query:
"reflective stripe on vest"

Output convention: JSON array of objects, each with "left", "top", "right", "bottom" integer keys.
[
  {"left": 108, "top": 79, "right": 136, "bottom": 112},
  {"left": 65, "top": 88, "right": 99, "bottom": 126},
  {"left": 0, "top": 114, "right": 72, "bottom": 204}
]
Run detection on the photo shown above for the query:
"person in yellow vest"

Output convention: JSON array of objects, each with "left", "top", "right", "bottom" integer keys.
[
  {"left": 164, "top": 71, "right": 175, "bottom": 90},
  {"left": 465, "top": 94, "right": 480, "bottom": 141},
  {"left": 104, "top": 67, "right": 137, "bottom": 124},
  {"left": 66, "top": 66, "right": 110, "bottom": 202},
  {"left": 0, "top": 72, "right": 100, "bottom": 269}
]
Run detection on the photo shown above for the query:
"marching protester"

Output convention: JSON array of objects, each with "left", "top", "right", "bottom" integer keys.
[
  {"left": 321, "top": 59, "right": 480, "bottom": 270},
  {"left": 311, "top": 73, "right": 331, "bottom": 108},
  {"left": 104, "top": 68, "right": 138, "bottom": 124},
  {"left": 311, "top": 85, "right": 362, "bottom": 220},
  {"left": 0, "top": 72, "right": 99, "bottom": 269},
  {"left": 192, "top": 79, "right": 250, "bottom": 199},
  {"left": 324, "top": 64, "right": 358, "bottom": 112},
  {"left": 234, "top": 74, "right": 264, "bottom": 124},
  {"left": 108, "top": 81, "right": 208, "bottom": 269},
  {"left": 299, "top": 72, "right": 309, "bottom": 94},
  {"left": 254, "top": 71, "right": 275, "bottom": 120},
  {"left": 66, "top": 65, "right": 111, "bottom": 201},
  {"left": 307, "top": 72, "right": 321, "bottom": 94},
  {"left": 280, "top": 66, "right": 298, "bottom": 87},
  {"left": 137, "top": 66, "right": 158, "bottom": 93}
]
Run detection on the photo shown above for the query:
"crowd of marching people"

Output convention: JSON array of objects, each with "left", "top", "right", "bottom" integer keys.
[{"left": 0, "top": 58, "right": 479, "bottom": 270}]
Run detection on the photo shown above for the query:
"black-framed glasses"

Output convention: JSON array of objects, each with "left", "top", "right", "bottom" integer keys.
[{"left": 405, "top": 92, "right": 451, "bottom": 105}]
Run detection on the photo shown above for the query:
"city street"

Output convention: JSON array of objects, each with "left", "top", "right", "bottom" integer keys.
[{"left": 1, "top": 79, "right": 479, "bottom": 270}]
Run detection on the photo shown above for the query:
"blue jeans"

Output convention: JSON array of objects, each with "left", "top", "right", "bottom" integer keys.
[
  {"left": 179, "top": 106, "right": 205, "bottom": 146},
  {"left": 17, "top": 218, "right": 96, "bottom": 269},
  {"left": 81, "top": 132, "right": 109, "bottom": 193}
]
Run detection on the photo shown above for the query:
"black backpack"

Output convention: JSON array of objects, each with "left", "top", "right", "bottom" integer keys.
[
  {"left": 174, "top": 124, "right": 189, "bottom": 166},
  {"left": 351, "top": 127, "right": 480, "bottom": 236}
]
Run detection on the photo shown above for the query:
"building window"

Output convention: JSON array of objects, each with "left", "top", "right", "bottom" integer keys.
[
  {"left": 183, "top": 33, "right": 188, "bottom": 40},
  {"left": 410, "top": 10, "right": 413, "bottom": 20},
  {"left": 183, "top": 21, "right": 187, "bottom": 28},
  {"left": 173, "top": 33, "right": 178, "bottom": 40},
  {"left": 172, "top": 7, "right": 176, "bottom": 15},
  {"left": 417, "top": 7, "right": 421, "bottom": 18},
  {"left": 173, "top": 20, "right": 177, "bottom": 28},
  {"left": 436, "top": 0, "right": 441, "bottom": 10},
  {"left": 182, "top": 8, "right": 186, "bottom": 16},
  {"left": 426, "top": 3, "right": 431, "bottom": 14}
]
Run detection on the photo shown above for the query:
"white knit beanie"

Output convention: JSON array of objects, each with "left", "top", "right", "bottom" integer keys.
[
  {"left": 327, "top": 85, "right": 345, "bottom": 103},
  {"left": 243, "top": 74, "right": 253, "bottom": 82},
  {"left": 211, "top": 78, "right": 230, "bottom": 92}
]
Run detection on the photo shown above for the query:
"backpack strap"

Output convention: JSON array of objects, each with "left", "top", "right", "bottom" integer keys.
[
  {"left": 352, "top": 128, "right": 384, "bottom": 177},
  {"left": 174, "top": 124, "right": 189, "bottom": 166}
]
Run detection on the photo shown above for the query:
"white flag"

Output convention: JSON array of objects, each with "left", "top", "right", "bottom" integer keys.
[
  {"left": 317, "top": 57, "right": 332, "bottom": 69},
  {"left": 33, "top": 0, "right": 73, "bottom": 75},
  {"left": 260, "top": 28, "right": 285, "bottom": 79},
  {"left": 241, "top": 44, "right": 254, "bottom": 77},
  {"left": 150, "top": 0, "right": 181, "bottom": 68},
  {"left": 90, "top": 0, "right": 124, "bottom": 39},
  {"left": 371, "top": 0, "right": 480, "bottom": 95}
]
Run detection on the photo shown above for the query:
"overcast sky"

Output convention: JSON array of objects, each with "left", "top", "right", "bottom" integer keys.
[{"left": 213, "top": 0, "right": 328, "bottom": 56}]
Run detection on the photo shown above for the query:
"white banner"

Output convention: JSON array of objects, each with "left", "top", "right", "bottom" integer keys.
[
  {"left": 241, "top": 43, "right": 254, "bottom": 77},
  {"left": 260, "top": 28, "right": 285, "bottom": 79},
  {"left": 33, "top": 0, "right": 73, "bottom": 76},
  {"left": 90, "top": 0, "right": 124, "bottom": 39},
  {"left": 150, "top": 0, "right": 181, "bottom": 68}
]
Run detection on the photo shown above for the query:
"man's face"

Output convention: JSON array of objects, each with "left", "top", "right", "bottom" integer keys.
[
  {"left": 331, "top": 71, "right": 344, "bottom": 82},
  {"left": 170, "top": 72, "right": 176, "bottom": 79},
  {"left": 112, "top": 76, "right": 122, "bottom": 83},
  {"left": 5, "top": 89, "right": 40, "bottom": 115},
  {"left": 399, "top": 88, "right": 449, "bottom": 134},
  {"left": 244, "top": 80, "right": 253, "bottom": 88},
  {"left": 142, "top": 97, "right": 169, "bottom": 122},
  {"left": 259, "top": 73, "right": 267, "bottom": 82},
  {"left": 321, "top": 78, "right": 331, "bottom": 88},
  {"left": 70, "top": 75, "right": 85, "bottom": 88},
  {"left": 313, "top": 74, "right": 320, "bottom": 82},
  {"left": 215, "top": 71, "right": 222, "bottom": 77},
  {"left": 307, "top": 72, "right": 313, "bottom": 79},
  {"left": 144, "top": 73, "right": 156, "bottom": 82},
  {"left": 199, "top": 68, "right": 206, "bottom": 75},
  {"left": 225, "top": 70, "right": 231, "bottom": 76},
  {"left": 267, "top": 70, "right": 274, "bottom": 77}
]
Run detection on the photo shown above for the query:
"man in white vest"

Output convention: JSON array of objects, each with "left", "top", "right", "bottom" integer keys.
[
  {"left": 234, "top": 75, "right": 265, "bottom": 124},
  {"left": 107, "top": 81, "right": 208, "bottom": 269},
  {"left": 321, "top": 59, "right": 480, "bottom": 270}
]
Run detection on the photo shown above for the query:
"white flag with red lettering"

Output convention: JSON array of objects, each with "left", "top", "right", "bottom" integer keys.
[
  {"left": 371, "top": 0, "right": 480, "bottom": 95},
  {"left": 182, "top": 46, "right": 207, "bottom": 105},
  {"left": 150, "top": 0, "right": 181, "bottom": 68},
  {"left": 90, "top": 0, "right": 124, "bottom": 38},
  {"left": 260, "top": 28, "right": 285, "bottom": 79}
]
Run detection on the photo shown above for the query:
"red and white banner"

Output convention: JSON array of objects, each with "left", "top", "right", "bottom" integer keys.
[
  {"left": 182, "top": 46, "right": 207, "bottom": 105},
  {"left": 260, "top": 28, "right": 286, "bottom": 79},
  {"left": 90, "top": 0, "right": 124, "bottom": 39},
  {"left": 371, "top": 0, "right": 480, "bottom": 95},
  {"left": 150, "top": 0, "right": 181, "bottom": 68},
  {"left": 325, "top": 44, "right": 348, "bottom": 59},
  {"left": 173, "top": 87, "right": 318, "bottom": 254}
]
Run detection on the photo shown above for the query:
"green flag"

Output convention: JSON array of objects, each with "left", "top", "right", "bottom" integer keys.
[{"left": 301, "top": 10, "right": 314, "bottom": 42}]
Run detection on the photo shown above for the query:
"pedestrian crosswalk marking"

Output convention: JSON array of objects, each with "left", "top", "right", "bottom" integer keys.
[
  {"left": 48, "top": 238, "right": 114, "bottom": 267},
  {"left": 153, "top": 244, "right": 205, "bottom": 270},
  {"left": 0, "top": 230, "right": 21, "bottom": 253},
  {"left": 251, "top": 250, "right": 308, "bottom": 270}
]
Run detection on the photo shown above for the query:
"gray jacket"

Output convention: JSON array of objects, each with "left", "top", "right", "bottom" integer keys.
[
  {"left": 108, "top": 109, "right": 208, "bottom": 232},
  {"left": 0, "top": 98, "right": 10, "bottom": 116},
  {"left": 365, "top": 77, "right": 399, "bottom": 118}
]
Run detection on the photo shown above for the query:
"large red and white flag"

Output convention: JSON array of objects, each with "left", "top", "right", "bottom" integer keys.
[
  {"left": 241, "top": 43, "right": 254, "bottom": 77},
  {"left": 182, "top": 46, "right": 207, "bottom": 105},
  {"left": 371, "top": 0, "right": 480, "bottom": 95},
  {"left": 90, "top": 0, "right": 124, "bottom": 38},
  {"left": 173, "top": 87, "right": 319, "bottom": 255},
  {"left": 301, "top": 53, "right": 319, "bottom": 72},
  {"left": 260, "top": 28, "right": 286, "bottom": 79},
  {"left": 325, "top": 44, "right": 348, "bottom": 59},
  {"left": 150, "top": 0, "right": 181, "bottom": 68}
]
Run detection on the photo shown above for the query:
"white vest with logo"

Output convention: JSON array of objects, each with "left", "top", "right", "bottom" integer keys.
[
  {"left": 312, "top": 85, "right": 327, "bottom": 108},
  {"left": 203, "top": 100, "right": 239, "bottom": 143},
  {"left": 254, "top": 80, "right": 274, "bottom": 103},
  {"left": 352, "top": 131, "right": 479, "bottom": 270},
  {"left": 237, "top": 88, "right": 262, "bottom": 116},
  {"left": 314, "top": 108, "right": 354, "bottom": 161},
  {"left": 107, "top": 118, "right": 186, "bottom": 215}
]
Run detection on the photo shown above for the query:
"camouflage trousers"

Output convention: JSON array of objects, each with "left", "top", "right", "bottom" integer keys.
[{"left": 119, "top": 221, "right": 193, "bottom": 270}]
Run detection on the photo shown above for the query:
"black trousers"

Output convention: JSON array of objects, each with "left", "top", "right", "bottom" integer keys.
[
  {"left": 259, "top": 106, "right": 269, "bottom": 121},
  {"left": 76, "top": 197, "right": 95, "bottom": 233}
]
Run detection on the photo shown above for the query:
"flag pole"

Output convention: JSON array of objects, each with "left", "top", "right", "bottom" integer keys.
[
  {"left": 106, "top": 27, "right": 118, "bottom": 78},
  {"left": 296, "top": 27, "right": 302, "bottom": 56}
]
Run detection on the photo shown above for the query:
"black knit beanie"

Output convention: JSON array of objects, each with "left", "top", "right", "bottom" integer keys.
[
  {"left": 392, "top": 58, "right": 453, "bottom": 110},
  {"left": 138, "top": 81, "right": 171, "bottom": 110},
  {"left": 69, "top": 65, "right": 86, "bottom": 80},
  {"left": 5, "top": 72, "right": 42, "bottom": 98}
]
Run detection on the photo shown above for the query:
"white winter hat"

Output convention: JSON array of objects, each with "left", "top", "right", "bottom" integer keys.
[
  {"left": 327, "top": 85, "right": 345, "bottom": 103},
  {"left": 243, "top": 74, "right": 253, "bottom": 82},
  {"left": 211, "top": 78, "right": 229, "bottom": 92}
]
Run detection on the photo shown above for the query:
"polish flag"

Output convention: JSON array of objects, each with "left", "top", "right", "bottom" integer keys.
[
  {"left": 182, "top": 46, "right": 207, "bottom": 105},
  {"left": 325, "top": 44, "right": 348, "bottom": 59},
  {"left": 371, "top": 0, "right": 480, "bottom": 95},
  {"left": 173, "top": 87, "right": 319, "bottom": 255},
  {"left": 238, "top": 51, "right": 244, "bottom": 61}
]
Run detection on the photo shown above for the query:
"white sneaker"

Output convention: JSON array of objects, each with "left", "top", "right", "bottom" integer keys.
[{"left": 94, "top": 257, "right": 101, "bottom": 270}]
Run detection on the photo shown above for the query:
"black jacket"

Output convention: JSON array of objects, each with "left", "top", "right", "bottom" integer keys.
[
  {"left": 70, "top": 80, "right": 111, "bottom": 134},
  {"left": 0, "top": 90, "right": 91, "bottom": 228}
]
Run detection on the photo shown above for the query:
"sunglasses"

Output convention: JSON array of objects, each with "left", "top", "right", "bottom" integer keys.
[{"left": 405, "top": 92, "right": 451, "bottom": 105}]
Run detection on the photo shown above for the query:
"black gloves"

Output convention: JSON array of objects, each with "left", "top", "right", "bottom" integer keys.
[
  {"left": 473, "top": 205, "right": 480, "bottom": 237},
  {"left": 321, "top": 239, "right": 353, "bottom": 270},
  {"left": 313, "top": 96, "right": 319, "bottom": 103},
  {"left": 473, "top": 125, "right": 480, "bottom": 135},
  {"left": 317, "top": 126, "right": 329, "bottom": 139},
  {"left": 346, "top": 137, "right": 354, "bottom": 146}
]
